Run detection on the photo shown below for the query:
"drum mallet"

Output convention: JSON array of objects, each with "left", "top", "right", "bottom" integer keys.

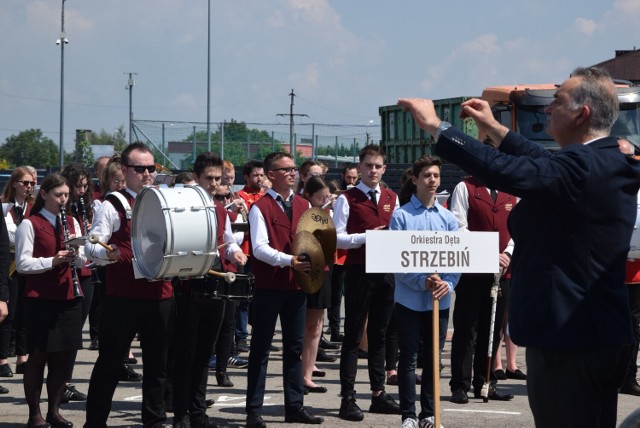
[
  {"left": 208, "top": 270, "right": 236, "bottom": 283},
  {"left": 432, "top": 275, "right": 441, "bottom": 428},
  {"left": 89, "top": 234, "right": 114, "bottom": 252}
]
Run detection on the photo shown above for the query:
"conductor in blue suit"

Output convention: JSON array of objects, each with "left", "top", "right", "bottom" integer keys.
[{"left": 398, "top": 66, "right": 640, "bottom": 428}]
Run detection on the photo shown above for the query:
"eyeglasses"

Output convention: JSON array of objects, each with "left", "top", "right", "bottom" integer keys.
[
  {"left": 111, "top": 179, "right": 123, "bottom": 185},
  {"left": 18, "top": 180, "right": 36, "bottom": 187},
  {"left": 271, "top": 167, "right": 298, "bottom": 174},
  {"left": 124, "top": 164, "right": 156, "bottom": 174},
  {"left": 214, "top": 194, "right": 231, "bottom": 201}
]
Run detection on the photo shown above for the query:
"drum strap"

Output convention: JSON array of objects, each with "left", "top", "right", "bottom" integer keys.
[{"left": 107, "top": 191, "right": 133, "bottom": 220}]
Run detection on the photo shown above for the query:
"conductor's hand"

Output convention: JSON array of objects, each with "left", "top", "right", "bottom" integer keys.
[
  {"left": 106, "top": 243, "right": 121, "bottom": 261},
  {"left": 498, "top": 252, "right": 511, "bottom": 271},
  {"left": 397, "top": 98, "right": 441, "bottom": 138},
  {"left": 52, "top": 249, "right": 76, "bottom": 267},
  {"left": 232, "top": 250, "right": 248, "bottom": 266},
  {"left": 291, "top": 255, "right": 311, "bottom": 272},
  {"left": 0, "top": 301, "right": 7, "bottom": 323},
  {"left": 426, "top": 273, "right": 450, "bottom": 300},
  {"left": 460, "top": 98, "right": 509, "bottom": 145}
]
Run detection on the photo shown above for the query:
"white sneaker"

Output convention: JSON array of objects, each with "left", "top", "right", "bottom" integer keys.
[
  {"left": 401, "top": 418, "right": 418, "bottom": 428},
  {"left": 419, "top": 416, "right": 444, "bottom": 428}
]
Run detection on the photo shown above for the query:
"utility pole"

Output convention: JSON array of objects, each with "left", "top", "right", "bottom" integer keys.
[
  {"left": 277, "top": 89, "right": 308, "bottom": 160},
  {"left": 125, "top": 72, "right": 137, "bottom": 145},
  {"left": 57, "top": 0, "right": 68, "bottom": 169},
  {"left": 206, "top": 0, "right": 212, "bottom": 152}
]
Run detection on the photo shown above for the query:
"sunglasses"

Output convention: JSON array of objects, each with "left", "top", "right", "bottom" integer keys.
[
  {"left": 125, "top": 164, "right": 156, "bottom": 174},
  {"left": 18, "top": 180, "right": 36, "bottom": 187},
  {"left": 271, "top": 167, "right": 298, "bottom": 174}
]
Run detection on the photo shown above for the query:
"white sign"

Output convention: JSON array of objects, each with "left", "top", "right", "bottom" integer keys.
[{"left": 365, "top": 230, "right": 499, "bottom": 273}]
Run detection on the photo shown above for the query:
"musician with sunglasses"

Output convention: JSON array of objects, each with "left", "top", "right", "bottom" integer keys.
[{"left": 84, "top": 143, "right": 174, "bottom": 428}]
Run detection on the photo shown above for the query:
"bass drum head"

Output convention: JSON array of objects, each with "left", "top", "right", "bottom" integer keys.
[{"left": 131, "top": 187, "right": 170, "bottom": 279}]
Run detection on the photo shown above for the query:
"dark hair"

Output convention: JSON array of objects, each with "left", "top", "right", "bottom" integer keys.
[
  {"left": 32, "top": 174, "right": 68, "bottom": 214},
  {"left": 1, "top": 166, "right": 37, "bottom": 204},
  {"left": 61, "top": 163, "right": 94, "bottom": 222},
  {"left": 303, "top": 175, "right": 329, "bottom": 201},
  {"left": 193, "top": 152, "right": 223, "bottom": 176},
  {"left": 359, "top": 144, "right": 386, "bottom": 163},
  {"left": 569, "top": 67, "right": 619, "bottom": 132},
  {"left": 175, "top": 171, "right": 195, "bottom": 184},
  {"left": 327, "top": 179, "right": 341, "bottom": 194},
  {"left": 342, "top": 162, "right": 357, "bottom": 175},
  {"left": 243, "top": 159, "right": 264, "bottom": 177},
  {"left": 263, "top": 151, "right": 293, "bottom": 173},
  {"left": 121, "top": 142, "right": 152, "bottom": 166},
  {"left": 399, "top": 156, "right": 442, "bottom": 205}
]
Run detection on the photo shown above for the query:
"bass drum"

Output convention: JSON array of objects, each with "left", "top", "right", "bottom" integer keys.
[{"left": 132, "top": 186, "right": 218, "bottom": 279}]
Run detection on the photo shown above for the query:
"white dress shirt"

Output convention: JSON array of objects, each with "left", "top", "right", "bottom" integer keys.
[{"left": 16, "top": 208, "right": 86, "bottom": 274}]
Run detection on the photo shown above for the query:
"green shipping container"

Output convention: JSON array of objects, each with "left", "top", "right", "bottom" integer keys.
[{"left": 379, "top": 97, "right": 479, "bottom": 164}]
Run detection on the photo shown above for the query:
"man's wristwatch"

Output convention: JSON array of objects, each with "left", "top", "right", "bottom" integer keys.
[{"left": 434, "top": 121, "right": 452, "bottom": 141}]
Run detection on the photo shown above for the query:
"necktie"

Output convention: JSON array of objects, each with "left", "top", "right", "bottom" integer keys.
[
  {"left": 278, "top": 196, "right": 293, "bottom": 221},
  {"left": 369, "top": 190, "right": 378, "bottom": 206},
  {"left": 12, "top": 205, "right": 23, "bottom": 225},
  {"left": 490, "top": 189, "right": 498, "bottom": 202}
]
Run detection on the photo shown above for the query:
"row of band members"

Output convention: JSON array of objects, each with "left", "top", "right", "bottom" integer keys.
[{"left": 0, "top": 145, "right": 531, "bottom": 428}]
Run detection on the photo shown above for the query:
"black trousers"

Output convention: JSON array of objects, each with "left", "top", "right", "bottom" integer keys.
[
  {"left": 88, "top": 267, "right": 107, "bottom": 340},
  {"left": 172, "top": 292, "right": 225, "bottom": 419},
  {"left": 624, "top": 285, "right": 640, "bottom": 385},
  {"left": 449, "top": 275, "right": 504, "bottom": 392},
  {"left": 214, "top": 299, "right": 237, "bottom": 371},
  {"left": 0, "top": 273, "right": 19, "bottom": 359},
  {"left": 328, "top": 264, "right": 345, "bottom": 336},
  {"left": 84, "top": 296, "right": 174, "bottom": 428},
  {"left": 527, "top": 346, "right": 630, "bottom": 428},
  {"left": 339, "top": 265, "right": 395, "bottom": 396}
]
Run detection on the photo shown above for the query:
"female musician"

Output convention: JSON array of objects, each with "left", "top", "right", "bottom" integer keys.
[
  {"left": 15, "top": 173, "right": 86, "bottom": 428},
  {"left": 0, "top": 167, "right": 36, "bottom": 379},
  {"left": 295, "top": 160, "right": 327, "bottom": 194},
  {"left": 300, "top": 175, "right": 333, "bottom": 393}
]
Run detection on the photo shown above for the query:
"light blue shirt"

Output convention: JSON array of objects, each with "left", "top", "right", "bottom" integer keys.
[{"left": 389, "top": 194, "right": 461, "bottom": 312}]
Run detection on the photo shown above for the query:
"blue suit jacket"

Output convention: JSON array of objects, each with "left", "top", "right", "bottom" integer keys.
[{"left": 435, "top": 127, "right": 640, "bottom": 348}]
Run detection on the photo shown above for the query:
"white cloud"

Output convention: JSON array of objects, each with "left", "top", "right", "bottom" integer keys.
[
  {"left": 288, "top": 63, "right": 320, "bottom": 89},
  {"left": 573, "top": 18, "right": 598, "bottom": 38}
]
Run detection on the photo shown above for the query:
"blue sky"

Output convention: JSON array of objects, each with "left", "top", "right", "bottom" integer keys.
[{"left": 0, "top": 0, "right": 638, "bottom": 151}]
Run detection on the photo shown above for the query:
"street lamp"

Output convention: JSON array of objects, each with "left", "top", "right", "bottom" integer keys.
[{"left": 57, "top": 0, "right": 68, "bottom": 169}]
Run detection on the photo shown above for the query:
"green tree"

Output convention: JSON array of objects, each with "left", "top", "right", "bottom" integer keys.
[
  {"left": 88, "top": 126, "right": 127, "bottom": 151},
  {"left": 74, "top": 129, "right": 94, "bottom": 167},
  {"left": 0, "top": 129, "right": 60, "bottom": 169}
]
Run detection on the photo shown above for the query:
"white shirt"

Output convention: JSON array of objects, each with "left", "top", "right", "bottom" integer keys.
[
  {"left": 333, "top": 182, "right": 400, "bottom": 250},
  {"left": 3, "top": 201, "right": 28, "bottom": 246},
  {"left": 249, "top": 188, "right": 300, "bottom": 268},
  {"left": 16, "top": 208, "right": 86, "bottom": 274},
  {"left": 450, "top": 181, "right": 515, "bottom": 255}
]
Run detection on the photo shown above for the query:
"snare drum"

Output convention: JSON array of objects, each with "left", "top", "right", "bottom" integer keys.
[
  {"left": 630, "top": 201, "right": 640, "bottom": 260},
  {"left": 131, "top": 186, "right": 218, "bottom": 279},
  {"left": 210, "top": 273, "right": 254, "bottom": 301}
]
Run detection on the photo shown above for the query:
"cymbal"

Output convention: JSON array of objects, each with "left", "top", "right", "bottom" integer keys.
[
  {"left": 291, "top": 231, "right": 325, "bottom": 294},
  {"left": 297, "top": 207, "right": 337, "bottom": 267}
]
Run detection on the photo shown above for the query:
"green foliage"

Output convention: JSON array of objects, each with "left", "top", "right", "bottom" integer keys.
[
  {"left": 0, "top": 129, "right": 60, "bottom": 169},
  {"left": 75, "top": 130, "right": 94, "bottom": 167},
  {"left": 88, "top": 126, "right": 127, "bottom": 151}
]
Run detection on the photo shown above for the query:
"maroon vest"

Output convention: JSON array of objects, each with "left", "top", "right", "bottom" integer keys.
[
  {"left": 9, "top": 202, "right": 32, "bottom": 225},
  {"left": 344, "top": 187, "right": 397, "bottom": 265},
  {"left": 25, "top": 213, "right": 77, "bottom": 300},
  {"left": 464, "top": 177, "right": 515, "bottom": 278},
  {"left": 105, "top": 190, "right": 173, "bottom": 300},
  {"left": 251, "top": 193, "right": 308, "bottom": 290}
]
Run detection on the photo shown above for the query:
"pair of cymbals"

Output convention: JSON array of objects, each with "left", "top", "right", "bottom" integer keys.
[{"left": 292, "top": 208, "right": 337, "bottom": 294}]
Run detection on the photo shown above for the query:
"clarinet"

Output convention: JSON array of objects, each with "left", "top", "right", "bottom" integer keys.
[
  {"left": 59, "top": 205, "right": 83, "bottom": 299},
  {"left": 77, "top": 197, "right": 101, "bottom": 284}
]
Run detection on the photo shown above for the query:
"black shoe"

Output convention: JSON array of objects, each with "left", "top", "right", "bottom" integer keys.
[
  {"left": 474, "top": 385, "right": 514, "bottom": 401},
  {"left": 88, "top": 338, "right": 99, "bottom": 351},
  {"left": 120, "top": 363, "right": 142, "bottom": 382},
  {"left": 339, "top": 395, "right": 364, "bottom": 421},
  {"left": 330, "top": 332, "right": 344, "bottom": 343},
  {"left": 621, "top": 380, "right": 640, "bottom": 396},
  {"left": 190, "top": 414, "right": 217, "bottom": 428},
  {"left": 285, "top": 407, "right": 323, "bottom": 424},
  {"left": 312, "top": 370, "right": 325, "bottom": 377},
  {"left": 369, "top": 391, "right": 401, "bottom": 415},
  {"left": 270, "top": 344, "right": 280, "bottom": 352},
  {"left": 319, "top": 336, "right": 340, "bottom": 350},
  {"left": 216, "top": 371, "right": 234, "bottom": 387},
  {"left": 45, "top": 414, "right": 73, "bottom": 428},
  {"left": 316, "top": 348, "right": 337, "bottom": 363},
  {"left": 61, "top": 384, "right": 87, "bottom": 403},
  {"left": 304, "top": 385, "right": 327, "bottom": 393},
  {"left": 0, "top": 363, "right": 13, "bottom": 377},
  {"left": 505, "top": 369, "right": 527, "bottom": 380},
  {"left": 0, "top": 384, "right": 8, "bottom": 394},
  {"left": 246, "top": 413, "right": 266, "bottom": 428},
  {"left": 126, "top": 356, "right": 138, "bottom": 365},
  {"left": 450, "top": 389, "right": 469, "bottom": 404},
  {"left": 494, "top": 369, "right": 507, "bottom": 380},
  {"left": 173, "top": 415, "right": 190, "bottom": 428},
  {"left": 236, "top": 339, "right": 250, "bottom": 353},
  {"left": 205, "top": 398, "right": 215, "bottom": 408},
  {"left": 357, "top": 348, "right": 368, "bottom": 359},
  {"left": 15, "top": 362, "right": 26, "bottom": 374}
]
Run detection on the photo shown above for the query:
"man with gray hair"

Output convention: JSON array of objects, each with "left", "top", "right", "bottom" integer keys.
[{"left": 399, "top": 67, "right": 640, "bottom": 427}]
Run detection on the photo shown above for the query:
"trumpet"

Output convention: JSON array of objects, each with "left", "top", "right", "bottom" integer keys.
[{"left": 59, "top": 205, "right": 83, "bottom": 299}]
